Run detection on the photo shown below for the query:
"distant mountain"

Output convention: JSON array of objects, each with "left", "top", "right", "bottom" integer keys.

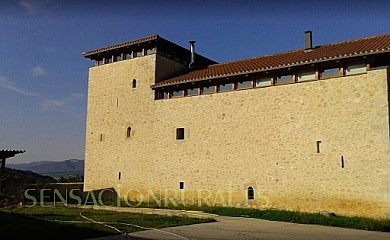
[{"left": 7, "top": 159, "right": 84, "bottom": 179}]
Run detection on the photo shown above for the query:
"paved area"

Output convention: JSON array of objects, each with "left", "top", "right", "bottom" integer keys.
[{"left": 84, "top": 209, "right": 390, "bottom": 240}]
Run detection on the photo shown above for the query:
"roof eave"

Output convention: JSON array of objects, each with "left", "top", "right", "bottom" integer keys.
[{"left": 151, "top": 49, "right": 390, "bottom": 89}]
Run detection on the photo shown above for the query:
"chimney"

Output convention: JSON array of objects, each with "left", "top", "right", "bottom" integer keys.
[
  {"left": 305, "top": 30, "right": 313, "bottom": 50},
  {"left": 189, "top": 40, "right": 196, "bottom": 70}
]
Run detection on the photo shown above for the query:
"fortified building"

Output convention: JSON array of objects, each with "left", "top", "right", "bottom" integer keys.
[{"left": 83, "top": 32, "right": 390, "bottom": 218}]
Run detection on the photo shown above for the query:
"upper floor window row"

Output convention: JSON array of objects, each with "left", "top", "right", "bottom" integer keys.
[
  {"left": 156, "top": 61, "right": 368, "bottom": 100},
  {"left": 95, "top": 47, "right": 156, "bottom": 66}
]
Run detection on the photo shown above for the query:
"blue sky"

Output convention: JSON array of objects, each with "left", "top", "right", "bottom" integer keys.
[{"left": 1, "top": 0, "right": 389, "bottom": 163}]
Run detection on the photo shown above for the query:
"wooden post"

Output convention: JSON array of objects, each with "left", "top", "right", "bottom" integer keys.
[{"left": 1, "top": 158, "right": 5, "bottom": 171}]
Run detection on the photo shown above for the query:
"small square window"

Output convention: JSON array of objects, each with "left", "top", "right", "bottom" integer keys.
[
  {"left": 297, "top": 71, "right": 316, "bottom": 82},
  {"left": 346, "top": 63, "right": 366, "bottom": 75},
  {"left": 218, "top": 83, "right": 233, "bottom": 92},
  {"left": 255, "top": 77, "right": 271, "bottom": 87},
  {"left": 236, "top": 81, "right": 252, "bottom": 89},
  {"left": 176, "top": 128, "right": 184, "bottom": 140},
  {"left": 320, "top": 67, "right": 339, "bottom": 79},
  {"left": 187, "top": 88, "right": 199, "bottom": 96},
  {"left": 202, "top": 86, "right": 215, "bottom": 94},
  {"left": 276, "top": 75, "right": 293, "bottom": 84},
  {"left": 172, "top": 90, "right": 183, "bottom": 97}
]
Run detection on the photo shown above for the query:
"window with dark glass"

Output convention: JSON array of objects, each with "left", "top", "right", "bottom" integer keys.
[{"left": 176, "top": 128, "right": 184, "bottom": 140}]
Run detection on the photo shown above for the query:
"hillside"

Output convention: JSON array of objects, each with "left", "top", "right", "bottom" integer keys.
[
  {"left": 7, "top": 159, "right": 84, "bottom": 179},
  {"left": 0, "top": 168, "right": 56, "bottom": 206}
]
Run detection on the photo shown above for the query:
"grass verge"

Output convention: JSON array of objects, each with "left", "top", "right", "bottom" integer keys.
[
  {"left": 198, "top": 206, "right": 390, "bottom": 232},
  {"left": 0, "top": 206, "right": 214, "bottom": 240},
  {"left": 111, "top": 200, "right": 390, "bottom": 232}
]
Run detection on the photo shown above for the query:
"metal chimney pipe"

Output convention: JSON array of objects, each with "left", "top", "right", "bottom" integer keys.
[
  {"left": 305, "top": 31, "right": 313, "bottom": 50},
  {"left": 189, "top": 40, "right": 196, "bottom": 70}
]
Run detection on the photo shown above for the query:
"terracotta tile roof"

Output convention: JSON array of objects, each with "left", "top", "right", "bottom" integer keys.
[
  {"left": 152, "top": 33, "right": 390, "bottom": 88},
  {"left": 82, "top": 34, "right": 160, "bottom": 57}
]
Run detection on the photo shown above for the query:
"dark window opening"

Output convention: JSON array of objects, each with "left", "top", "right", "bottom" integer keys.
[
  {"left": 118, "top": 172, "right": 121, "bottom": 180},
  {"left": 127, "top": 127, "right": 132, "bottom": 138},
  {"left": 179, "top": 182, "right": 184, "bottom": 190},
  {"left": 176, "top": 128, "right": 184, "bottom": 140},
  {"left": 341, "top": 156, "right": 345, "bottom": 168},
  {"left": 247, "top": 187, "right": 254, "bottom": 200},
  {"left": 132, "top": 79, "right": 137, "bottom": 88},
  {"left": 316, "top": 141, "right": 321, "bottom": 153}
]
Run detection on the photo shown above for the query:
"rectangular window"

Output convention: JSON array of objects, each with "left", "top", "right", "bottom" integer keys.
[
  {"left": 297, "top": 71, "right": 316, "bottom": 82},
  {"left": 162, "top": 91, "right": 169, "bottom": 99},
  {"left": 105, "top": 57, "right": 112, "bottom": 64},
  {"left": 136, "top": 50, "right": 142, "bottom": 57},
  {"left": 202, "top": 85, "right": 215, "bottom": 94},
  {"left": 236, "top": 81, "right": 252, "bottom": 89},
  {"left": 124, "top": 53, "right": 132, "bottom": 60},
  {"left": 176, "top": 128, "right": 184, "bottom": 140},
  {"left": 115, "top": 55, "right": 121, "bottom": 62},
  {"left": 146, "top": 48, "right": 153, "bottom": 55},
  {"left": 276, "top": 75, "right": 293, "bottom": 84},
  {"left": 98, "top": 59, "right": 103, "bottom": 65},
  {"left": 255, "top": 77, "right": 271, "bottom": 87},
  {"left": 320, "top": 67, "right": 339, "bottom": 79},
  {"left": 187, "top": 88, "right": 199, "bottom": 96},
  {"left": 218, "top": 83, "right": 233, "bottom": 92},
  {"left": 179, "top": 182, "right": 184, "bottom": 190},
  {"left": 346, "top": 63, "right": 366, "bottom": 75},
  {"left": 172, "top": 90, "right": 183, "bottom": 98}
]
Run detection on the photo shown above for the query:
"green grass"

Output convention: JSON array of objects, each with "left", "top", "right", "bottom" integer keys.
[
  {"left": 197, "top": 206, "right": 390, "bottom": 232},
  {"left": 0, "top": 206, "right": 214, "bottom": 240},
  {"left": 111, "top": 200, "right": 390, "bottom": 232}
]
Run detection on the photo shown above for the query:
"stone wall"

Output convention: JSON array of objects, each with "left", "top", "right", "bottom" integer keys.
[{"left": 84, "top": 54, "right": 390, "bottom": 218}]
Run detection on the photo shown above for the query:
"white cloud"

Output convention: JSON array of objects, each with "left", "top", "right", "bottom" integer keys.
[
  {"left": 41, "top": 93, "right": 85, "bottom": 111},
  {"left": 41, "top": 99, "right": 66, "bottom": 111},
  {"left": 0, "top": 75, "right": 37, "bottom": 96},
  {"left": 19, "top": 0, "right": 49, "bottom": 13},
  {"left": 31, "top": 66, "right": 47, "bottom": 78}
]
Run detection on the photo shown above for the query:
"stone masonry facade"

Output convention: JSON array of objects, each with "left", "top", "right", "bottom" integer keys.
[{"left": 83, "top": 34, "right": 390, "bottom": 219}]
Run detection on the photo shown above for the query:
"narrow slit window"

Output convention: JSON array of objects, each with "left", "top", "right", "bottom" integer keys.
[
  {"left": 132, "top": 79, "right": 137, "bottom": 88},
  {"left": 316, "top": 141, "right": 321, "bottom": 153},
  {"left": 176, "top": 128, "right": 184, "bottom": 140},
  {"left": 118, "top": 172, "right": 121, "bottom": 180},
  {"left": 127, "top": 127, "right": 132, "bottom": 138},
  {"left": 341, "top": 156, "right": 345, "bottom": 168},
  {"left": 99, "top": 134, "right": 104, "bottom": 142},
  {"left": 247, "top": 187, "right": 254, "bottom": 200},
  {"left": 179, "top": 182, "right": 184, "bottom": 190}
]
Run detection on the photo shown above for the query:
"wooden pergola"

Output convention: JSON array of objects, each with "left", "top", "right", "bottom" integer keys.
[{"left": 0, "top": 149, "right": 25, "bottom": 171}]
